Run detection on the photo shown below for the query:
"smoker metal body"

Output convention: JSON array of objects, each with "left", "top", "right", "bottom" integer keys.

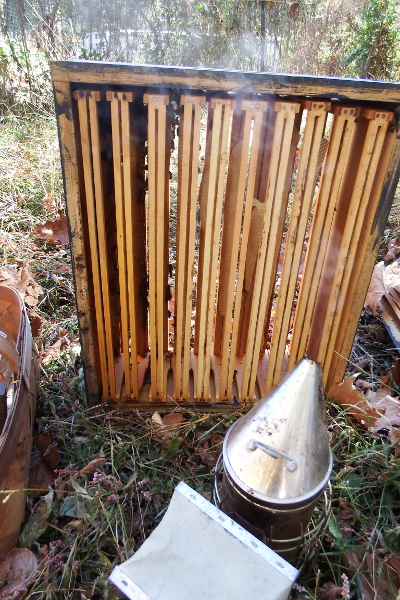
[{"left": 219, "top": 358, "right": 332, "bottom": 563}]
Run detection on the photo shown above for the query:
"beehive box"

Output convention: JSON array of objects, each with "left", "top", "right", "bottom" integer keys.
[{"left": 51, "top": 61, "right": 400, "bottom": 406}]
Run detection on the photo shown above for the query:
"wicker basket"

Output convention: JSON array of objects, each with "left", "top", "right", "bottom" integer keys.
[{"left": 0, "top": 285, "right": 37, "bottom": 557}]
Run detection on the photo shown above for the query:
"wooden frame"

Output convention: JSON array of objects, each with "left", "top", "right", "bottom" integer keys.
[{"left": 52, "top": 61, "right": 400, "bottom": 406}]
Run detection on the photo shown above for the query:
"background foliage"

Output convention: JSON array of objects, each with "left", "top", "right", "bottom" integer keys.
[{"left": 0, "top": 0, "right": 400, "bottom": 111}]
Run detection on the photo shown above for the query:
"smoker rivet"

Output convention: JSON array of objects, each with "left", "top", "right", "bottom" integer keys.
[
  {"left": 286, "top": 460, "right": 297, "bottom": 472},
  {"left": 247, "top": 441, "right": 256, "bottom": 451},
  {"left": 158, "top": 97, "right": 162, "bottom": 102},
  {"left": 282, "top": 105, "right": 286, "bottom": 110}
]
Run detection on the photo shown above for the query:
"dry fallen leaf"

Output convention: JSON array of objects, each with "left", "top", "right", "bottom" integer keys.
[
  {"left": 29, "top": 457, "right": 56, "bottom": 497},
  {"left": 0, "top": 548, "right": 38, "bottom": 599},
  {"left": 41, "top": 195, "right": 57, "bottom": 212},
  {"left": 329, "top": 373, "right": 400, "bottom": 439},
  {"left": 0, "top": 264, "right": 43, "bottom": 308},
  {"left": 130, "top": 508, "right": 152, "bottom": 537},
  {"left": 364, "top": 261, "right": 386, "bottom": 314},
  {"left": 35, "top": 212, "right": 69, "bottom": 246},
  {"left": 78, "top": 458, "right": 107, "bottom": 477},
  {"left": 328, "top": 374, "right": 380, "bottom": 426},
  {"left": 385, "top": 237, "right": 400, "bottom": 261},
  {"left": 162, "top": 413, "right": 183, "bottom": 427},
  {"left": 316, "top": 581, "right": 343, "bottom": 600},
  {"left": 0, "top": 557, "right": 11, "bottom": 586},
  {"left": 33, "top": 433, "right": 59, "bottom": 470},
  {"left": 384, "top": 258, "right": 400, "bottom": 289},
  {"left": 29, "top": 315, "right": 42, "bottom": 337},
  {"left": 41, "top": 331, "right": 70, "bottom": 366},
  {"left": 391, "top": 358, "right": 400, "bottom": 387}
]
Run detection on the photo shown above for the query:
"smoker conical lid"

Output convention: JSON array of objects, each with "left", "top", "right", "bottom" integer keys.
[{"left": 224, "top": 358, "right": 332, "bottom": 503}]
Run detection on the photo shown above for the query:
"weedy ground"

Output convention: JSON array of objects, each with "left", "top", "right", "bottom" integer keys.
[{"left": 1, "top": 105, "right": 400, "bottom": 600}]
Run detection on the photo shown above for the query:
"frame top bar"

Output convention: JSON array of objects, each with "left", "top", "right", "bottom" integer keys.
[{"left": 51, "top": 60, "right": 400, "bottom": 104}]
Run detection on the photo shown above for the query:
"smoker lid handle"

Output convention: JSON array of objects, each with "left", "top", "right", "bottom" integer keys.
[{"left": 247, "top": 439, "right": 297, "bottom": 472}]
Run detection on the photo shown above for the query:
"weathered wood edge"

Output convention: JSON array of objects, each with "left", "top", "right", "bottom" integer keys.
[
  {"left": 52, "top": 80, "right": 100, "bottom": 405},
  {"left": 331, "top": 108, "right": 400, "bottom": 386},
  {"left": 51, "top": 60, "right": 400, "bottom": 104},
  {"left": 108, "top": 400, "right": 244, "bottom": 413}
]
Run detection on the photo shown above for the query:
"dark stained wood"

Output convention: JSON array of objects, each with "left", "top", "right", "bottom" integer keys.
[
  {"left": 53, "top": 80, "right": 99, "bottom": 405},
  {"left": 330, "top": 110, "right": 400, "bottom": 387},
  {"left": 51, "top": 61, "right": 400, "bottom": 104}
]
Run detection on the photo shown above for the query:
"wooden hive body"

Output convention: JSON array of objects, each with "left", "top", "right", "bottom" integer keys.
[{"left": 51, "top": 61, "right": 400, "bottom": 406}]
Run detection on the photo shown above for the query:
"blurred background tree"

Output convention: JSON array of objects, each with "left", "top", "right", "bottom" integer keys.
[{"left": 0, "top": 0, "right": 399, "bottom": 110}]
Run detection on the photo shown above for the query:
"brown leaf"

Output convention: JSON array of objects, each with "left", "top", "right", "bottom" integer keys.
[
  {"left": 162, "top": 413, "right": 183, "bottom": 427},
  {"left": 29, "top": 459, "right": 56, "bottom": 497},
  {"left": 343, "top": 548, "right": 397, "bottom": 600},
  {"left": 0, "top": 264, "right": 43, "bottom": 308},
  {"left": 317, "top": 581, "right": 343, "bottom": 600},
  {"left": 386, "top": 554, "right": 400, "bottom": 578},
  {"left": 385, "top": 237, "right": 400, "bottom": 261},
  {"left": 33, "top": 433, "right": 59, "bottom": 470},
  {"left": 201, "top": 491, "right": 212, "bottom": 501},
  {"left": 384, "top": 258, "right": 400, "bottom": 289},
  {"left": 130, "top": 509, "right": 152, "bottom": 537},
  {"left": 197, "top": 439, "right": 219, "bottom": 469},
  {"left": 337, "top": 506, "right": 357, "bottom": 540},
  {"left": 36, "top": 545, "right": 48, "bottom": 564},
  {"left": 363, "top": 373, "right": 392, "bottom": 401},
  {"left": 0, "top": 557, "right": 11, "bottom": 586},
  {"left": 78, "top": 458, "right": 107, "bottom": 477},
  {"left": 364, "top": 261, "right": 386, "bottom": 314},
  {"left": 29, "top": 315, "right": 42, "bottom": 337},
  {"left": 391, "top": 358, "right": 400, "bottom": 387},
  {"left": 0, "top": 548, "right": 38, "bottom": 600},
  {"left": 370, "top": 396, "right": 400, "bottom": 430},
  {"left": 35, "top": 212, "right": 69, "bottom": 246},
  {"left": 41, "top": 196, "right": 57, "bottom": 212},
  {"left": 41, "top": 334, "right": 68, "bottom": 366},
  {"left": 330, "top": 374, "right": 400, "bottom": 437},
  {"left": 152, "top": 412, "right": 184, "bottom": 441},
  {"left": 6, "top": 548, "right": 38, "bottom": 582},
  {"left": 328, "top": 374, "right": 380, "bottom": 426}
]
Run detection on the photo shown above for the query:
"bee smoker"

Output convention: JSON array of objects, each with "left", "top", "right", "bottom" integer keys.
[{"left": 216, "top": 357, "right": 332, "bottom": 565}]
